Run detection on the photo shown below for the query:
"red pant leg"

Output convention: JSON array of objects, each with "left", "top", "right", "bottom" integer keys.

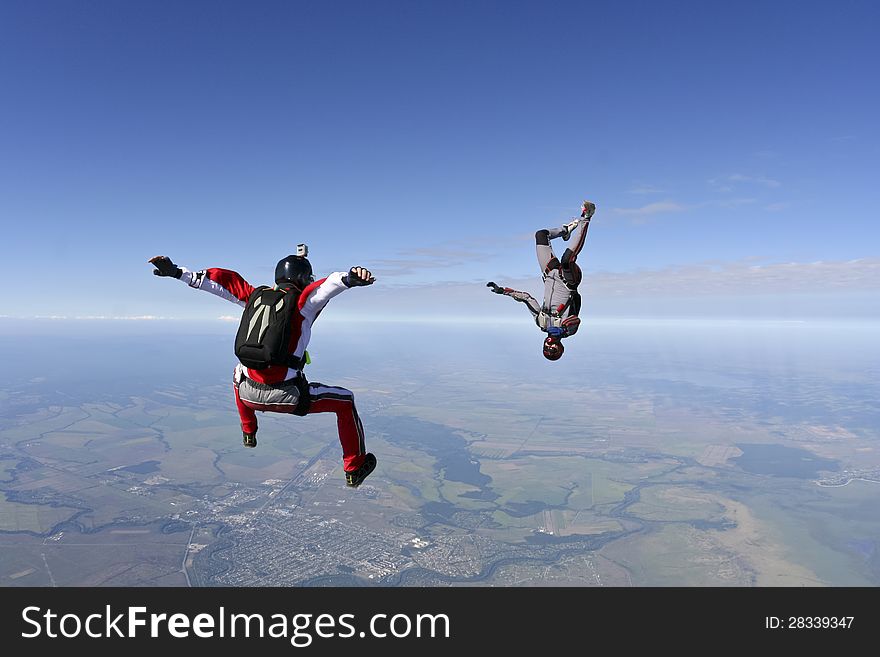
[
  {"left": 308, "top": 390, "right": 366, "bottom": 472},
  {"left": 233, "top": 381, "right": 258, "bottom": 434}
]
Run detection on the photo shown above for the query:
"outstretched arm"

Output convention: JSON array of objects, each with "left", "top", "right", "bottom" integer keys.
[
  {"left": 148, "top": 256, "right": 255, "bottom": 307},
  {"left": 487, "top": 282, "right": 541, "bottom": 318},
  {"left": 299, "top": 266, "right": 375, "bottom": 322}
]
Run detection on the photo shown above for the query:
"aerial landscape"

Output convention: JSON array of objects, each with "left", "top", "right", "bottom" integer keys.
[{"left": 2, "top": 320, "right": 877, "bottom": 587}]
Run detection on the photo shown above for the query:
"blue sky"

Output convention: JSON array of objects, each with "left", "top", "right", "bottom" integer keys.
[{"left": 1, "top": 0, "right": 877, "bottom": 321}]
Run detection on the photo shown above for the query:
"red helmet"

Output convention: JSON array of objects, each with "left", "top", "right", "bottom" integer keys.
[{"left": 543, "top": 336, "right": 564, "bottom": 361}]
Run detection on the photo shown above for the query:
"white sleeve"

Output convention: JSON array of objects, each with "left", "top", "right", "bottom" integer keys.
[
  {"left": 300, "top": 272, "right": 349, "bottom": 321},
  {"left": 177, "top": 267, "right": 248, "bottom": 308}
]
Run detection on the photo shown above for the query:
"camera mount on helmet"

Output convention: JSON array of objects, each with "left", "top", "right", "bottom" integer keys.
[{"left": 275, "top": 247, "right": 314, "bottom": 291}]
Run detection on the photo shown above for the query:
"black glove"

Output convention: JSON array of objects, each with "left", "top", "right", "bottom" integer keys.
[
  {"left": 487, "top": 282, "right": 505, "bottom": 294},
  {"left": 149, "top": 255, "right": 182, "bottom": 279},
  {"left": 344, "top": 266, "right": 375, "bottom": 287}
]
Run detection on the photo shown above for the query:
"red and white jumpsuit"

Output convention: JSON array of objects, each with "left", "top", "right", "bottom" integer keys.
[{"left": 176, "top": 266, "right": 367, "bottom": 472}]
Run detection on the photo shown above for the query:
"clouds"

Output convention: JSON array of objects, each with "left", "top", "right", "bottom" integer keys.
[
  {"left": 482, "top": 257, "right": 880, "bottom": 299},
  {"left": 709, "top": 173, "right": 781, "bottom": 192},
  {"left": 626, "top": 184, "right": 666, "bottom": 195},
  {"left": 611, "top": 169, "right": 787, "bottom": 221},
  {"left": 6, "top": 258, "right": 877, "bottom": 322},
  {"left": 708, "top": 172, "right": 788, "bottom": 213},
  {"left": 609, "top": 197, "right": 756, "bottom": 218},
  {"left": 362, "top": 230, "right": 535, "bottom": 279},
  {"left": 368, "top": 245, "right": 495, "bottom": 277},
  {"left": 583, "top": 258, "right": 880, "bottom": 297},
  {"left": 27, "top": 314, "right": 173, "bottom": 320},
  {"left": 610, "top": 201, "right": 687, "bottom": 217},
  {"left": 316, "top": 256, "right": 880, "bottom": 324}
]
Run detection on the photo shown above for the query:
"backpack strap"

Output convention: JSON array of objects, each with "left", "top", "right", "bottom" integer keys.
[
  {"left": 551, "top": 291, "right": 578, "bottom": 319},
  {"left": 291, "top": 372, "right": 311, "bottom": 417},
  {"left": 567, "top": 289, "right": 581, "bottom": 317}
]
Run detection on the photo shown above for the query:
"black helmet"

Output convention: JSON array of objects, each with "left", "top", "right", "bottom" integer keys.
[{"left": 275, "top": 255, "right": 314, "bottom": 291}]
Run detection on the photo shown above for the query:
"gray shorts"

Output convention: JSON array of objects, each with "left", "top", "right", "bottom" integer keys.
[
  {"left": 239, "top": 377, "right": 302, "bottom": 409},
  {"left": 235, "top": 364, "right": 306, "bottom": 414}
]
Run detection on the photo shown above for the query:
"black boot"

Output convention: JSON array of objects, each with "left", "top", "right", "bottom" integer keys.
[
  {"left": 345, "top": 453, "right": 377, "bottom": 488},
  {"left": 242, "top": 431, "right": 257, "bottom": 448}
]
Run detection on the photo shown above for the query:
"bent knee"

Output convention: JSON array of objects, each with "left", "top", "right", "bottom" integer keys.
[{"left": 535, "top": 229, "right": 550, "bottom": 246}]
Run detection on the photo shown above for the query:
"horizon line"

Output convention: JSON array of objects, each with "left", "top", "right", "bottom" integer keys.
[{"left": 2, "top": 315, "right": 880, "bottom": 327}]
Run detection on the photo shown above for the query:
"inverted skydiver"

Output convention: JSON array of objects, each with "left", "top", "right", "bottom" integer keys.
[
  {"left": 487, "top": 201, "right": 595, "bottom": 361},
  {"left": 148, "top": 247, "right": 378, "bottom": 488}
]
